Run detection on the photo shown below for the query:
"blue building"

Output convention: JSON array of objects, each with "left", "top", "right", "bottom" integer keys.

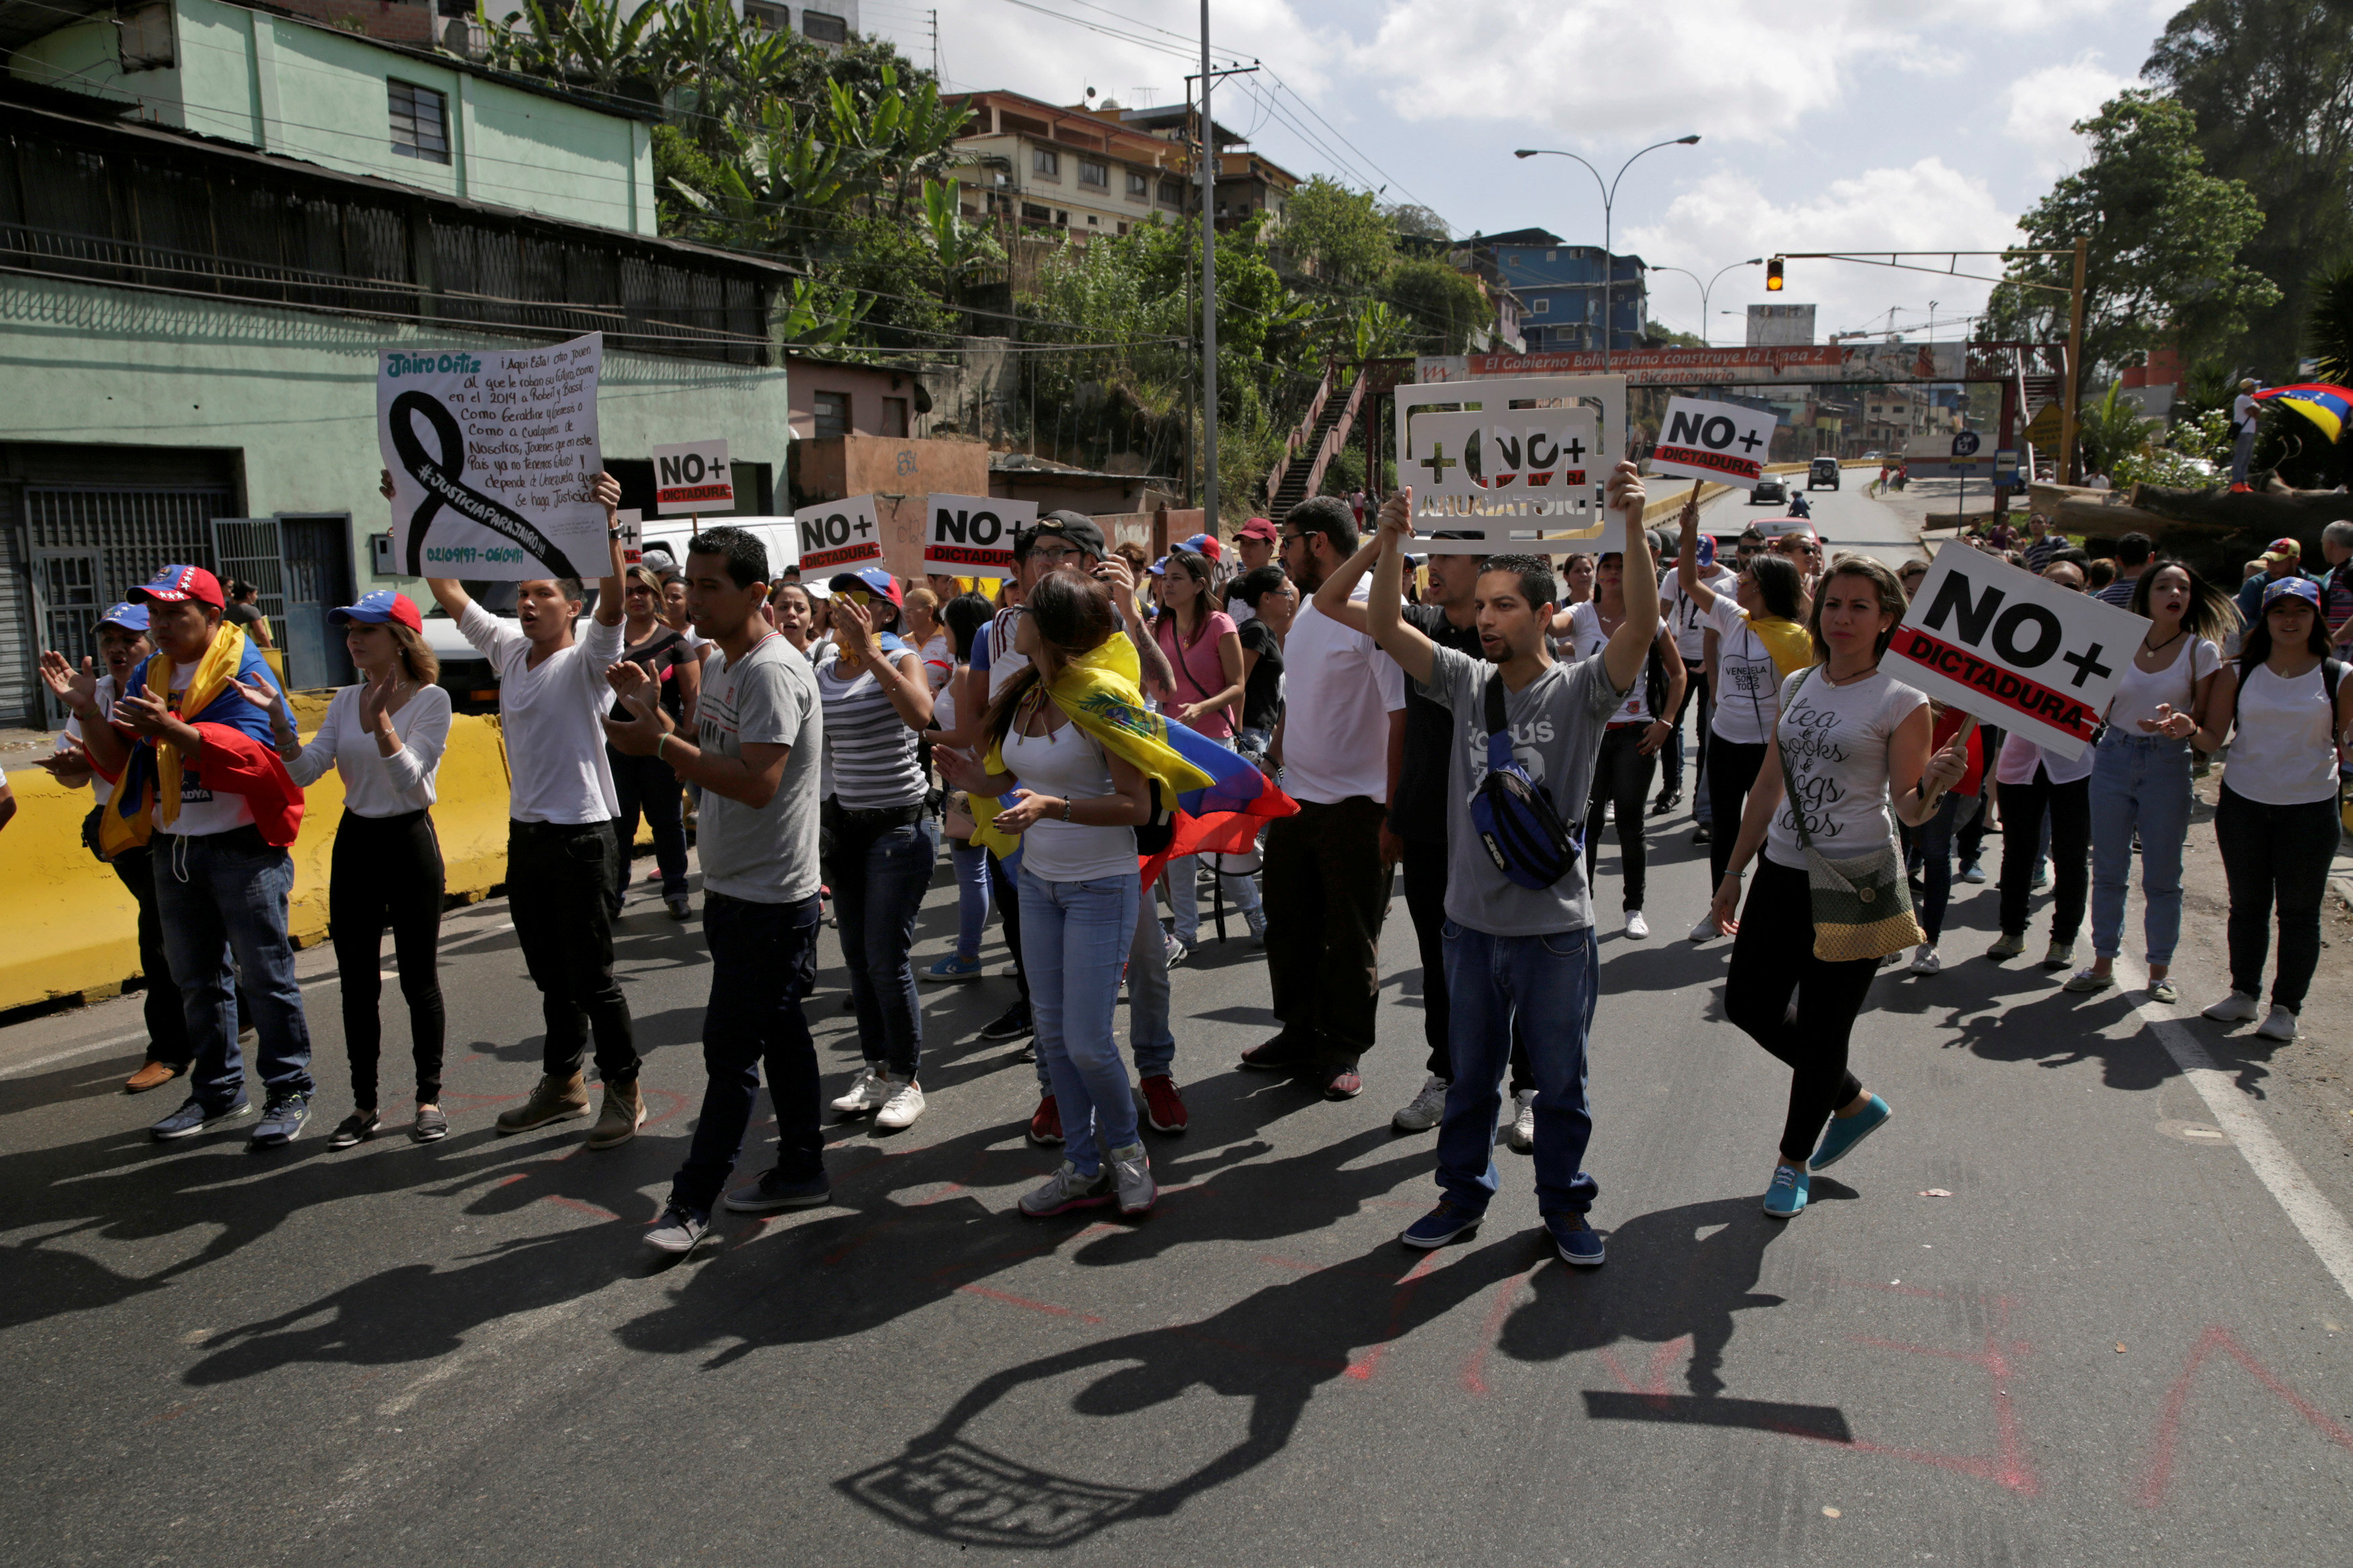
[{"left": 1474, "top": 228, "right": 1648, "bottom": 354}]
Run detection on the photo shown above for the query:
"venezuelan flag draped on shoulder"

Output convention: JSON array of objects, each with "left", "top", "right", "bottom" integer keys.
[
  {"left": 101, "top": 622, "right": 304, "bottom": 856},
  {"left": 969, "top": 632, "right": 1295, "bottom": 884}
]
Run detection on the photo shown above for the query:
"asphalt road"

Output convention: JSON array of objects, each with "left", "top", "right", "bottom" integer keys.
[{"left": 5, "top": 481, "right": 2350, "bottom": 1565}]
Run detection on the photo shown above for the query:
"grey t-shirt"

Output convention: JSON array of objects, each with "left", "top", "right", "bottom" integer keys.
[
  {"left": 1414, "top": 641, "right": 1626, "bottom": 937},
  {"left": 694, "top": 634, "right": 824, "bottom": 904}
]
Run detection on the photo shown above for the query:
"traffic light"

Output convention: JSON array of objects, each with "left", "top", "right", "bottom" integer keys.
[{"left": 1766, "top": 257, "right": 1785, "bottom": 292}]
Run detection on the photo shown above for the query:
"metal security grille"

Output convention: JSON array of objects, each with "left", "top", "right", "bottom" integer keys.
[
  {"left": 23, "top": 485, "right": 235, "bottom": 600},
  {"left": 210, "top": 518, "right": 290, "bottom": 646}
]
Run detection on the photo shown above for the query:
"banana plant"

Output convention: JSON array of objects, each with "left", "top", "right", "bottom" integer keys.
[
  {"left": 485, "top": 0, "right": 666, "bottom": 99},
  {"left": 920, "top": 178, "right": 1002, "bottom": 301}
]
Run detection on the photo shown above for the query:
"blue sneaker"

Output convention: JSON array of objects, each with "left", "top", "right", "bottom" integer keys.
[
  {"left": 1810, "top": 1094, "right": 1891, "bottom": 1171},
  {"left": 921, "top": 954, "right": 983, "bottom": 984},
  {"left": 1400, "top": 1201, "right": 1481, "bottom": 1250},
  {"left": 248, "top": 1091, "right": 311, "bottom": 1149},
  {"left": 1762, "top": 1164, "right": 1809, "bottom": 1219},
  {"left": 150, "top": 1096, "right": 249, "bottom": 1141},
  {"left": 1544, "top": 1212, "right": 1605, "bottom": 1267}
]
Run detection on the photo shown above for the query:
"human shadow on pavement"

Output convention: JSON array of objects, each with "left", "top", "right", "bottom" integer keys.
[
  {"left": 1948, "top": 983, "right": 2178, "bottom": 1092},
  {"left": 832, "top": 1233, "right": 1531, "bottom": 1550}
]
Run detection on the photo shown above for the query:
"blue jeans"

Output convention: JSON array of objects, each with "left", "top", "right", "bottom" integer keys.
[
  {"left": 669, "top": 892, "right": 824, "bottom": 1216},
  {"left": 832, "top": 813, "right": 938, "bottom": 1077},
  {"left": 1913, "top": 791, "right": 1965, "bottom": 942},
  {"left": 1436, "top": 921, "right": 1600, "bottom": 1217},
  {"left": 1019, "top": 868, "right": 1141, "bottom": 1174},
  {"left": 2089, "top": 733, "right": 2193, "bottom": 964},
  {"left": 152, "top": 828, "right": 313, "bottom": 1108},
  {"left": 949, "top": 839, "right": 992, "bottom": 960},
  {"left": 1030, "top": 886, "right": 1173, "bottom": 1091}
]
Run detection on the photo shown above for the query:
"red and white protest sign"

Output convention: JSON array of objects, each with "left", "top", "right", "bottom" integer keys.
[
  {"left": 924, "top": 495, "right": 1033, "bottom": 578},
  {"left": 1648, "top": 396, "right": 1777, "bottom": 489},
  {"left": 1886, "top": 543, "right": 2147, "bottom": 758},
  {"left": 652, "top": 438, "right": 733, "bottom": 515},
  {"left": 796, "top": 495, "right": 886, "bottom": 574}
]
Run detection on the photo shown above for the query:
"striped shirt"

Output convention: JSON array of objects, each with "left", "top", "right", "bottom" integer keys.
[{"left": 814, "top": 638, "right": 926, "bottom": 809}]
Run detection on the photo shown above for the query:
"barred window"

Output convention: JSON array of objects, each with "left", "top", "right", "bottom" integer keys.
[
  {"left": 801, "top": 9, "right": 848, "bottom": 44},
  {"left": 388, "top": 80, "right": 449, "bottom": 164}
]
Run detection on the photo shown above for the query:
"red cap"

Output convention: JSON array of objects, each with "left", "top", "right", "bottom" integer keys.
[
  {"left": 130, "top": 565, "right": 225, "bottom": 608},
  {"left": 329, "top": 589, "right": 424, "bottom": 632},
  {"left": 1237, "top": 518, "right": 1279, "bottom": 543},
  {"left": 1183, "top": 532, "right": 1224, "bottom": 562}
]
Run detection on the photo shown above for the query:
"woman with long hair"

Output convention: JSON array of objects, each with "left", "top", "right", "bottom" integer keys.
[
  {"left": 1226, "top": 565, "right": 1294, "bottom": 761},
  {"left": 937, "top": 572, "right": 1158, "bottom": 1217},
  {"left": 1561, "top": 550, "right": 1686, "bottom": 938},
  {"left": 1675, "top": 500, "right": 1816, "bottom": 932},
  {"left": 2064, "top": 558, "right": 2235, "bottom": 1001},
  {"left": 924, "top": 592, "right": 1000, "bottom": 984},
  {"left": 770, "top": 581, "right": 815, "bottom": 655},
  {"left": 609, "top": 564, "right": 700, "bottom": 919},
  {"left": 240, "top": 593, "right": 454, "bottom": 1147},
  {"left": 1709, "top": 557, "right": 1967, "bottom": 1218},
  {"left": 1152, "top": 548, "right": 1262, "bottom": 952},
  {"left": 816, "top": 569, "right": 937, "bottom": 1129},
  {"left": 2198, "top": 578, "right": 2353, "bottom": 1040}
]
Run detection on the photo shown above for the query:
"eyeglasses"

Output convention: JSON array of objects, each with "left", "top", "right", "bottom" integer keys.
[
  {"left": 1030, "top": 546, "right": 1080, "bottom": 564},
  {"left": 1279, "top": 532, "right": 1308, "bottom": 548}
]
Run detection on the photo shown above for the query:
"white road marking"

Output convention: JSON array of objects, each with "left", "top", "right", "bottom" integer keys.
[{"left": 0, "top": 972, "right": 344, "bottom": 1079}]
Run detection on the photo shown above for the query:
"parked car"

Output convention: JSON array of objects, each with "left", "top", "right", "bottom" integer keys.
[
  {"left": 1807, "top": 457, "right": 1841, "bottom": 491},
  {"left": 1748, "top": 476, "right": 1788, "bottom": 507},
  {"left": 1862, "top": 449, "right": 1882, "bottom": 461}
]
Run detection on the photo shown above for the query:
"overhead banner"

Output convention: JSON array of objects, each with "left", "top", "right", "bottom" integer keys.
[
  {"left": 1886, "top": 543, "right": 2146, "bottom": 757},
  {"left": 652, "top": 438, "right": 733, "bottom": 515},
  {"left": 1394, "top": 374, "right": 1624, "bottom": 554},
  {"left": 797, "top": 495, "right": 887, "bottom": 575},
  {"left": 1457, "top": 342, "right": 1972, "bottom": 386},
  {"left": 1648, "top": 396, "right": 1778, "bottom": 489},
  {"left": 924, "top": 494, "right": 1033, "bottom": 578},
  {"left": 378, "top": 332, "right": 606, "bottom": 581}
]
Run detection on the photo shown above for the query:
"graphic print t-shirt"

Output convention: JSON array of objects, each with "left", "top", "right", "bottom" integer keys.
[{"left": 1763, "top": 667, "right": 1926, "bottom": 872}]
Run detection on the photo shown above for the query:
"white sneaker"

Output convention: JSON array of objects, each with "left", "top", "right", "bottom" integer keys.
[
  {"left": 1108, "top": 1141, "right": 1157, "bottom": 1214},
  {"left": 1625, "top": 911, "right": 1650, "bottom": 940},
  {"left": 2202, "top": 991, "right": 2262, "bottom": 1023},
  {"left": 1687, "top": 911, "right": 1718, "bottom": 942},
  {"left": 1909, "top": 945, "right": 1942, "bottom": 975},
  {"left": 1163, "top": 927, "right": 1192, "bottom": 967},
  {"left": 874, "top": 1079, "right": 927, "bottom": 1129},
  {"left": 830, "top": 1066, "right": 891, "bottom": 1115},
  {"left": 1392, "top": 1074, "right": 1449, "bottom": 1133},
  {"left": 1506, "top": 1088, "right": 1537, "bottom": 1154},
  {"left": 2255, "top": 1005, "right": 2299, "bottom": 1042}
]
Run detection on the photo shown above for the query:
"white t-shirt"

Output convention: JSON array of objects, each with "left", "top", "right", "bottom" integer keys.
[
  {"left": 62, "top": 674, "right": 118, "bottom": 808},
  {"left": 1564, "top": 602, "right": 1662, "bottom": 726},
  {"left": 1663, "top": 567, "right": 1735, "bottom": 661},
  {"left": 1706, "top": 597, "right": 1786, "bottom": 745},
  {"left": 1995, "top": 731, "right": 2093, "bottom": 788},
  {"left": 284, "top": 682, "right": 453, "bottom": 817},
  {"left": 2233, "top": 391, "right": 2258, "bottom": 429},
  {"left": 2104, "top": 637, "right": 2222, "bottom": 735},
  {"left": 1000, "top": 715, "right": 1136, "bottom": 882},
  {"left": 1766, "top": 667, "right": 1927, "bottom": 872},
  {"left": 458, "top": 602, "right": 623, "bottom": 825},
  {"left": 1280, "top": 589, "right": 1406, "bottom": 804},
  {"left": 163, "top": 663, "right": 256, "bottom": 836},
  {"left": 2226, "top": 663, "right": 2340, "bottom": 806}
]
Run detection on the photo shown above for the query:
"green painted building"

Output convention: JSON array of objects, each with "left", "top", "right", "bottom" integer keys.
[{"left": 0, "top": 0, "right": 794, "bottom": 723}]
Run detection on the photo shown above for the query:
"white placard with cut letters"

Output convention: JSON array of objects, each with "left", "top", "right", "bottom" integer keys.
[{"left": 1394, "top": 374, "right": 1626, "bottom": 555}]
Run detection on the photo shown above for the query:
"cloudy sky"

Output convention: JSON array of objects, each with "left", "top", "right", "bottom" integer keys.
[{"left": 860, "top": 0, "right": 2183, "bottom": 345}]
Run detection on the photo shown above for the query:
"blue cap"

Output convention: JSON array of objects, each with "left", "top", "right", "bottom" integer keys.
[
  {"left": 2262, "top": 576, "right": 2322, "bottom": 612},
  {"left": 328, "top": 590, "right": 423, "bottom": 630},
  {"left": 1695, "top": 535, "right": 1718, "bottom": 569},
  {"left": 1147, "top": 556, "right": 1169, "bottom": 576},
  {"left": 95, "top": 602, "right": 149, "bottom": 633},
  {"left": 826, "top": 566, "right": 902, "bottom": 607}
]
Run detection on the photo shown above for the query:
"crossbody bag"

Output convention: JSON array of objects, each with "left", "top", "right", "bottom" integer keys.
[{"left": 1773, "top": 667, "right": 1925, "bottom": 962}]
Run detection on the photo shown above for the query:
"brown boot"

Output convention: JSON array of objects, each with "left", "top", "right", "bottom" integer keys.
[
  {"left": 123, "top": 1060, "right": 182, "bottom": 1094},
  {"left": 586, "top": 1080, "right": 645, "bottom": 1150},
  {"left": 494, "top": 1071, "right": 590, "bottom": 1134}
]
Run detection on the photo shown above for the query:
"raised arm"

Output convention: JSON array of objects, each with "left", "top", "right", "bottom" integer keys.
[
  {"left": 1601, "top": 462, "right": 1661, "bottom": 696},
  {"left": 589, "top": 473, "right": 627, "bottom": 628},
  {"left": 1365, "top": 489, "right": 1437, "bottom": 688},
  {"left": 1098, "top": 556, "right": 1176, "bottom": 698},
  {"left": 1675, "top": 489, "right": 1723, "bottom": 615},
  {"left": 1312, "top": 532, "right": 1380, "bottom": 635}
]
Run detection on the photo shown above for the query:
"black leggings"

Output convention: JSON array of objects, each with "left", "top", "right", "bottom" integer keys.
[
  {"left": 1724, "top": 856, "right": 1879, "bottom": 1163},
  {"left": 1997, "top": 767, "right": 2089, "bottom": 942},
  {"left": 1583, "top": 726, "right": 1659, "bottom": 911},
  {"left": 610, "top": 747, "right": 688, "bottom": 901},
  {"left": 2215, "top": 784, "right": 2340, "bottom": 1013},
  {"left": 329, "top": 810, "right": 446, "bottom": 1107},
  {"left": 1706, "top": 737, "right": 1769, "bottom": 886}
]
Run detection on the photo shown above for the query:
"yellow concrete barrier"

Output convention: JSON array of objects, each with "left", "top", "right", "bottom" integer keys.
[{"left": 2, "top": 699, "right": 517, "bottom": 1015}]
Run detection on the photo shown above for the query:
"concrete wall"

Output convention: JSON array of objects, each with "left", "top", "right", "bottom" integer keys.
[
  {"left": 0, "top": 275, "right": 790, "bottom": 594},
  {"left": 788, "top": 434, "right": 990, "bottom": 583},
  {"left": 785, "top": 357, "right": 939, "bottom": 441},
  {"left": 12, "top": 0, "right": 655, "bottom": 236}
]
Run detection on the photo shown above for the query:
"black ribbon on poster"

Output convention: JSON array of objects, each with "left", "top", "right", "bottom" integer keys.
[{"left": 388, "top": 390, "right": 566, "bottom": 579}]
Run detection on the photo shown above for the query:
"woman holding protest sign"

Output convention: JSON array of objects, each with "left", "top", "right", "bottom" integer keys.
[
  {"left": 2063, "top": 559, "right": 2234, "bottom": 1002},
  {"left": 2198, "top": 578, "right": 2353, "bottom": 1042},
  {"left": 1708, "top": 557, "right": 1968, "bottom": 1219}
]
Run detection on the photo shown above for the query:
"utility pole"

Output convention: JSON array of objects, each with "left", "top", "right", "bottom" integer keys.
[
  {"left": 2059, "top": 233, "right": 2087, "bottom": 485},
  {"left": 1198, "top": 0, "right": 1218, "bottom": 532}
]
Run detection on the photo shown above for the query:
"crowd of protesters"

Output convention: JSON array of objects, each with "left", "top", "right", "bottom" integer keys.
[{"left": 24, "top": 463, "right": 2353, "bottom": 1262}]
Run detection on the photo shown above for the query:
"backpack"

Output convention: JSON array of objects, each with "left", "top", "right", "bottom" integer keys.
[{"left": 1469, "top": 671, "right": 1581, "bottom": 889}]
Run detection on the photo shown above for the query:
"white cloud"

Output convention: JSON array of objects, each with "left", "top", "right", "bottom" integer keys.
[
  {"left": 1999, "top": 55, "right": 2140, "bottom": 177},
  {"left": 1624, "top": 161, "right": 2020, "bottom": 341}
]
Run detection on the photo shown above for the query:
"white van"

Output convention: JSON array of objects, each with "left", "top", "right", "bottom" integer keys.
[{"left": 639, "top": 515, "right": 799, "bottom": 579}]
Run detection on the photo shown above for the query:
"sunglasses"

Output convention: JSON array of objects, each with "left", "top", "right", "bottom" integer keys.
[{"left": 843, "top": 589, "right": 874, "bottom": 608}]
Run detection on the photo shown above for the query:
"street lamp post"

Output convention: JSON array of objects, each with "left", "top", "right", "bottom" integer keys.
[
  {"left": 1513, "top": 136, "right": 1700, "bottom": 371},
  {"left": 1646, "top": 257, "right": 1761, "bottom": 346}
]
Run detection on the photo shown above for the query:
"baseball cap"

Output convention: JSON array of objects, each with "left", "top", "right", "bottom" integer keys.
[
  {"left": 329, "top": 589, "right": 424, "bottom": 632},
  {"left": 1015, "top": 509, "right": 1106, "bottom": 561},
  {"left": 1694, "top": 535, "right": 1718, "bottom": 569},
  {"left": 1183, "top": 532, "right": 1224, "bottom": 563},
  {"left": 95, "top": 602, "right": 150, "bottom": 633},
  {"left": 2261, "top": 576, "right": 2321, "bottom": 611},
  {"left": 828, "top": 566, "right": 903, "bottom": 607},
  {"left": 129, "top": 565, "right": 225, "bottom": 608},
  {"left": 2261, "top": 536, "right": 2303, "bottom": 563},
  {"left": 1146, "top": 555, "right": 1170, "bottom": 576},
  {"left": 1236, "top": 517, "right": 1279, "bottom": 544}
]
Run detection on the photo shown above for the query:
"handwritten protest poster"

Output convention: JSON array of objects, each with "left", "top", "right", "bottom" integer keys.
[{"left": 379, "top": 332, "right": 606, "bottom": 580}]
